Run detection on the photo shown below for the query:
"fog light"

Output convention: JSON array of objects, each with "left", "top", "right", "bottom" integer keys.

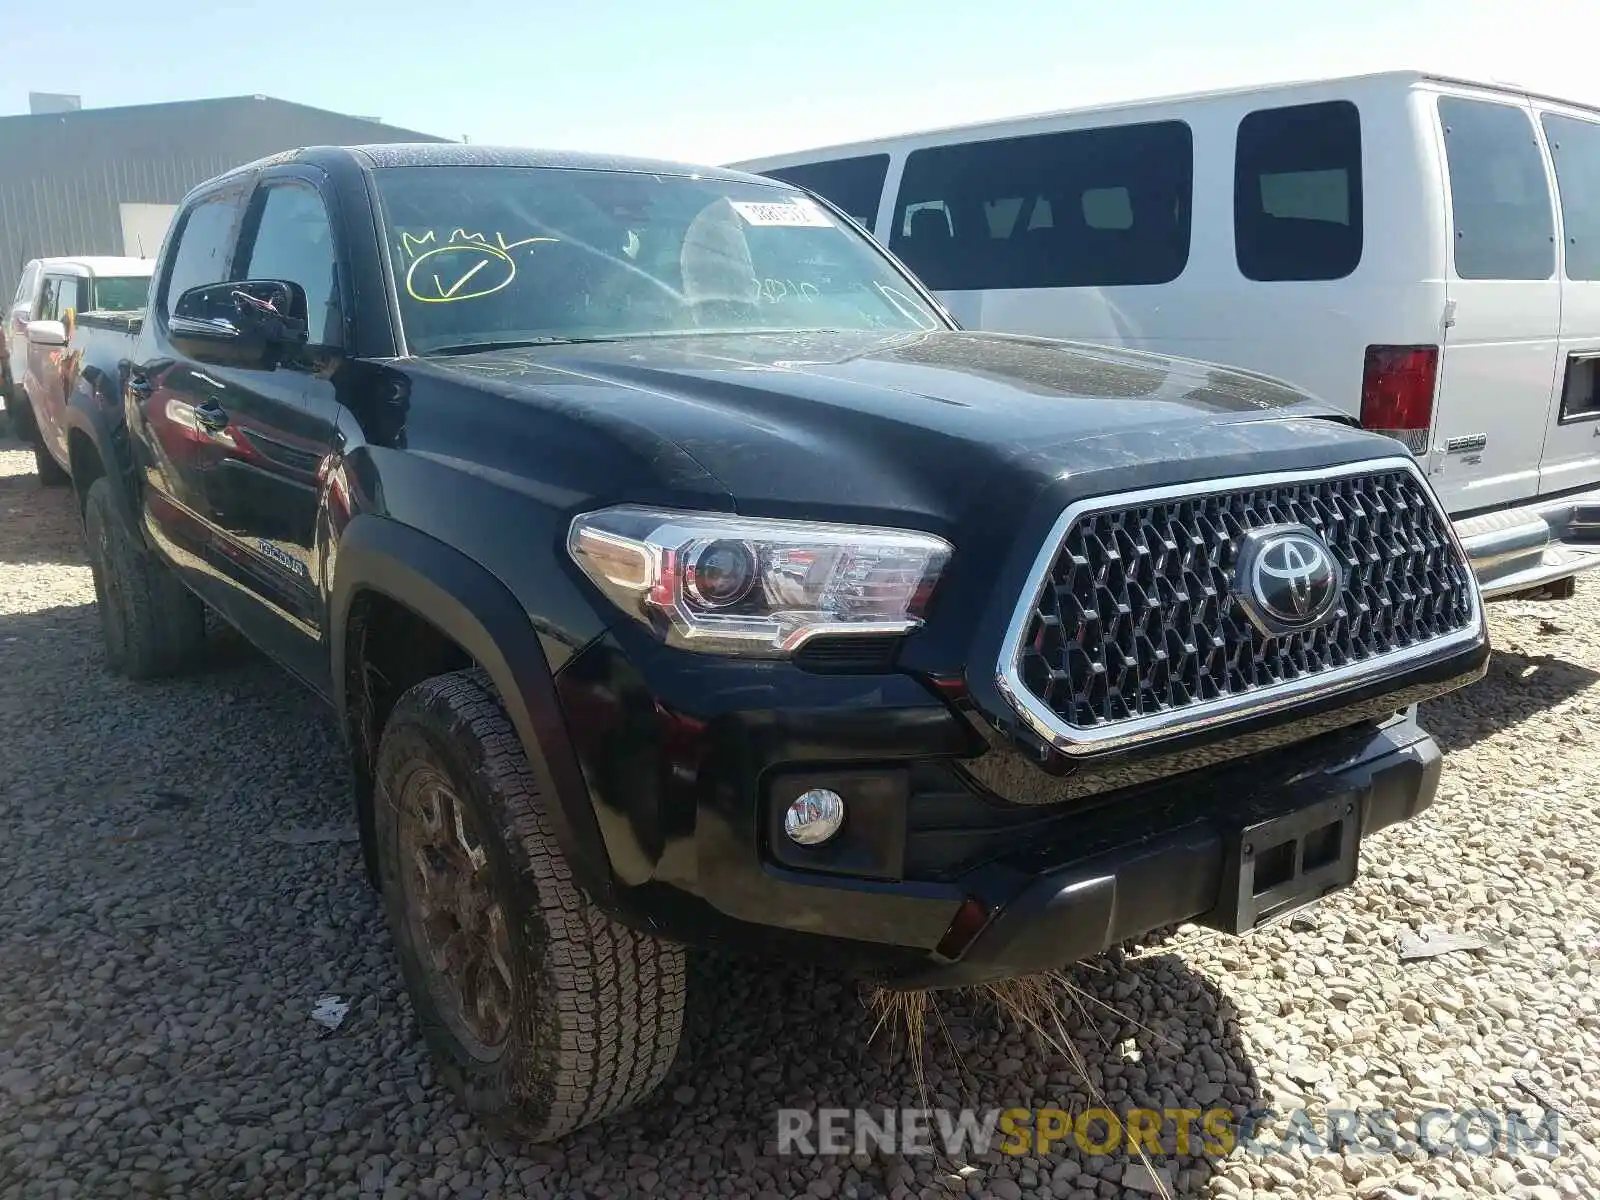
[{"left": 784, "top": 788, "right": 845, "bottom": 845}]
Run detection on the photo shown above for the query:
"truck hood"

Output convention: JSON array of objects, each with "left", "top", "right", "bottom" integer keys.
[{"left": 418, "top": 329, "right": 1381, "bottom": 528}]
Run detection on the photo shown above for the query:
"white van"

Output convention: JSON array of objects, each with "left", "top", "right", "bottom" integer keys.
[{"left": 732, "top": 70, "right": 1600, "bottom": 601}]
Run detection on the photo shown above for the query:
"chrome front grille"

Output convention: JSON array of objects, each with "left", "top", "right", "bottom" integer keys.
[{"left": 997, "top": 458, "right": 1482, "bottom": 754}]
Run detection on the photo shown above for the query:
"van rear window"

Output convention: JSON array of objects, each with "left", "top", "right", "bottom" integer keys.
[
  {"left": 887, "top": 120, "right": 1193, "bottom": 291},
  {"left": 1541, "top": 112, "right": 1600, "bottom": 282},
  {"left": 757, "top": 155, "right": 890, "bottom": 226},
  {"left": 1234, "top": 100, "right": 1363, "bottom": 282},
  {"left": 1438, "top": 97, "right": 1554, "bottom": 281}
]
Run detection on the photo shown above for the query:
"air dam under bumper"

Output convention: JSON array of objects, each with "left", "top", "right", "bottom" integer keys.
[
  {"left": 1457, "top": 484, "right": 1600, "bottom": 599},
  {"left": 886, "top": 718, "right": 1442, "bottom": 989}
]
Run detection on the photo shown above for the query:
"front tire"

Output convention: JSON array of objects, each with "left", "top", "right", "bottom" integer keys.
[
  {"left": 374, "top": 668, "right": 686, "bottom": 1141},
  {"left": 82, "top": 477, "right": 206, "bottom": 678},
  {"left": 6, "top": 391, "right": 38, "bottom": 444}
]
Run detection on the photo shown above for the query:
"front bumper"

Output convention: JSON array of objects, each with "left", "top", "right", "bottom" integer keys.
[
  {"left": 889, "top": 714, "right": 1440, "bottom": 987},
  {"left": 553, "top": 621, "right": 1467, "bottom": 984},
  {"left": 1457, "top": 485, "right": 1600, "bottom": 599}
]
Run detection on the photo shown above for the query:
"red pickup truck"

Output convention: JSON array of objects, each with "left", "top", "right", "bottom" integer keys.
[{"left": 6, "top": 256, "right": 151, "bottom": 472}]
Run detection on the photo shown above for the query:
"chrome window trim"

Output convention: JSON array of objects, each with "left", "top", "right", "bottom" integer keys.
[{"left": 994, "top": 456, "right": 1487, "bottom": 757}]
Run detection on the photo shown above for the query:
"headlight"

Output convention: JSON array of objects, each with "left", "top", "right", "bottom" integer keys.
[{"left": 567, "top": 506, "right": 952, "bottom": 658}]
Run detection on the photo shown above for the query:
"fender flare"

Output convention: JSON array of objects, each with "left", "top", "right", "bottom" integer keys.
[
  {"left": 62, "top": 391, "right": 143, "bottom": 536},
  {"left": 329, "top": 514, "right": 614, "bottom": 904}
]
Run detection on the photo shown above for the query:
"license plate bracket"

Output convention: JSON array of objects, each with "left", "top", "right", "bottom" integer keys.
[{"left": 1204, "top": 784, "right": 1362, "bottom": 935}]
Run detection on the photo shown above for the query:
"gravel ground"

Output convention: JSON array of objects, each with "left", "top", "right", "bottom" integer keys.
[{"left": 0, "top": 433, "right": 1597, "bottom": 1200}]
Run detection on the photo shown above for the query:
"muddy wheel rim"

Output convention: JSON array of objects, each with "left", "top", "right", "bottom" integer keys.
[{"left": 397, "top": 767, "right": 516, "bottom": 1060}]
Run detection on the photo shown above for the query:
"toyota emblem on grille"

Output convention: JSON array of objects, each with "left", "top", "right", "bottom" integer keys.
[{"left": 1233, "top": 524, "right": 1343, "bottom": 636}]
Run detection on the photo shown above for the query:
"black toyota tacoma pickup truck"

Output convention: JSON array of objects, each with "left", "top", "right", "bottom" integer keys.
[{"left": 56, "top": 144, "right": 1489, "bottom": 1140}]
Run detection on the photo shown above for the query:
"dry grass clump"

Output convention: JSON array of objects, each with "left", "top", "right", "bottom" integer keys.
[{"left": 867, "top": 970, "right": 1172, "bottom": 1199}]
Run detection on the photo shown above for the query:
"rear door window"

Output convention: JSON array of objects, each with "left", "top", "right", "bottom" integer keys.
[
  {"left": 1438, "top": 97, "right": 1555, "bottom": 280},
  {"left": 89, "top": 277, "right": 149, "bottom": 312},
  {"left": 1234, "top": 100, "right": 1363, "bottom": 281},
  {"left": 888, "top": 120, "right": 1193, "bottom": 290},
  {"left": 757, "top": 154, "right": 890, "bottom": 227},
  {"left": 1540, "top": 112, "right": 1600, "bottom": 281}
]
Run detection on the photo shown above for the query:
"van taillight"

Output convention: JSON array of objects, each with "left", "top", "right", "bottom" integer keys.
[{"left": 1360, "top": 345, "right": 1438, "bottom": 455}]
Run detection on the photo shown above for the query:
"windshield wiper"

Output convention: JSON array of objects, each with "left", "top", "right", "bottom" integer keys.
[{"left": 420, "top": 337, "right": 603, "bottom": 356}]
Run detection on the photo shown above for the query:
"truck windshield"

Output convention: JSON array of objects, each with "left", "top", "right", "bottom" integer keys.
[
  {"left": 89, "top": 277, "right": 149, "bottom": 312},
  {"left": 372, "top": 165, "right": 944, "bottom": 354}
]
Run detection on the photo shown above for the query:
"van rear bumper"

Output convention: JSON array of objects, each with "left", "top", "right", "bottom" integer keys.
[{"left": 1456, "top": 485, "right": 1600, "bottom": 599}]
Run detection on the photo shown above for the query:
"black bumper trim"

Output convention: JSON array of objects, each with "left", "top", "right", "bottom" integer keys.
[{"left": 891, "top": 725, "right": 1442, "bottom": 989}]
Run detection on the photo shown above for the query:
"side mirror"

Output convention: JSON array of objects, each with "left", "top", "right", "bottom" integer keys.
[
  {"left": 168, "top": 280, "right": 310, "bottom": 369},
  {"left": 26, "top": 319, "right": 67, "bottom": 346}
]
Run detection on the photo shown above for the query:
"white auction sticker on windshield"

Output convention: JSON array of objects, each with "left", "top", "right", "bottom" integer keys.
[{"left": 730, "top": 199, "right": 834, "bottom": 228}]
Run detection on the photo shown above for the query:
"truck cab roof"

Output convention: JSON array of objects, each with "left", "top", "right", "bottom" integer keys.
[
  {"left": 222, "top": 142, "right": 776, "bottom": 188},
  {"left": 28, "top": 256, "right": 153, "bottom": 278}
]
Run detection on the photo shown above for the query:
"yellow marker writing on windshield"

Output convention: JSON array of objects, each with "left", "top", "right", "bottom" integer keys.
[
  {"left": 401, "top": 230, "right": 438, "bottom": 258},
  {"left": 400, "top": 229, "right": 560, "bottom": 302},
  {"left": 406, "top": 244, "right": 515, "bottom": 303}
]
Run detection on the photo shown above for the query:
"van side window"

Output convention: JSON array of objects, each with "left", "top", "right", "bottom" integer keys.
[
  {"left": 758, "top": 155, "right": 890, "bottom": 226},
  {"left": 1540, "top": 112, "right": 1600, "bottom": 281},
  {"left": 904, "top": 200, "right": 954, "bottom": 238},
  {"left": 888, "top": 121, "right": 1193, "bottom": 291},
  {"left": 1438, "top": 98, "right": 1554, "bottom": 281},
  {"left": 1234, "top": 100, "right": 1362, "bottom": 282}
]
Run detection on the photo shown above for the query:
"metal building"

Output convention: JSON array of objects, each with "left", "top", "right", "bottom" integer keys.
[{"left": 0, "top": 95, "right": 445, "bottom": 302}]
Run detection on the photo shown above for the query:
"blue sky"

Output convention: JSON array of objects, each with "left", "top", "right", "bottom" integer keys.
[{"left": 8, "top": 0, "right": 1592, "bottom": 164}]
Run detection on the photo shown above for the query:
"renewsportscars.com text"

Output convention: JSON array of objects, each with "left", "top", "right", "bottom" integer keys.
[{"left": 775, "top": 1106, "right": 1561, "bottom": 1159}]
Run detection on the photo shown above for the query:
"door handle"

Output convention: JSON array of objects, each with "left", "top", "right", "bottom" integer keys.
[{"left": 194, "top": 401, "right": 229, "bottom": 432}]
